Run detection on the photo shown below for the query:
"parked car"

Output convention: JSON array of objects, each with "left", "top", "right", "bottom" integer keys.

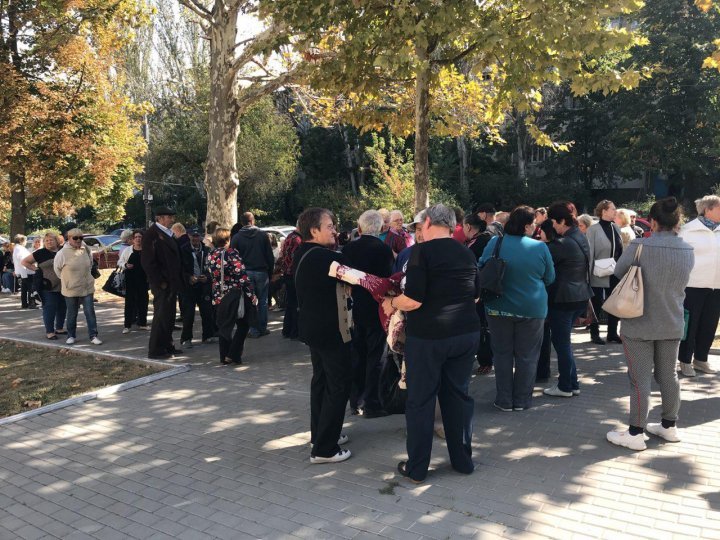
[
  {"left": 86, "top": 236, "right": 126, "bottom": 269},
  {"left": 108, "top": 228, "right": 133, "bottom": 237},
  {"left": 260, "top": 227, "right": 292, "bottom": 246},
  {"left": 635, "top": 217, "right": 652, "bottom": 238}
]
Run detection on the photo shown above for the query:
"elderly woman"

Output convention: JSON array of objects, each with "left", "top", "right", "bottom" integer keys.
[
  {"left": 12, "top": 234, "right": 36, "bottom": 309},
  {"left": 577, "top": 214, "right": 593, "bottom": 235},
  {"left": 586, "top": 200, "right": 623, "bottom": 344},
  {"left": 53, "top": 229, "right": 102, "bottom": 345},
  {"left": 541, "top": 203, "right": 594, "bottom": 398},
  {"left": 480, "top": 206, "right": 555, "bottom": 412},
  {"left": 118, "top": 230, "right": 149, "bottom": 333},
  {"left": 208, "top": 227, "right": 256, "bottom": 366},
  {"left": 607, "top": 198, "right": 694, "bottom": 451},
  {"left": 2, "top": 242, "right": 15, "bottom": 292},
  {"left": 677, "top": 194, "right": 720, "bottom": 377},
  {"left": 382, "top": 204, "right": 481, "bottom": 483},
  {"left": 21, "top": 232, "right": 67, "bottom": 339}
]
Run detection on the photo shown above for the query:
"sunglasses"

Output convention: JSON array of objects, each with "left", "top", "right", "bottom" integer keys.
[{"left": 71, "top": 236, "right": 82, "bottom": 240}]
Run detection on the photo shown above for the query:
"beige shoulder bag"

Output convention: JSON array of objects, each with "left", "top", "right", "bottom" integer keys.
[{"left": 602, "top": 244, "right": 643, "bottom": 319}]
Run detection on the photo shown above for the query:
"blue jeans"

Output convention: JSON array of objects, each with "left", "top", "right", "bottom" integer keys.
[
  {"left": 40, "top": 290, "right": 67, "bottom": 335},
  {"left": 65, "top": 295, "right": 98, "bottom": 339},
  {"left": 245, "top": 270, "right": 269, "bottom": 334},
  {"left": 548, "top": 306, "right": 587, "bottom": 392},
  {"left": 1, "top": 271, "right": 14, "bottom": 291}
]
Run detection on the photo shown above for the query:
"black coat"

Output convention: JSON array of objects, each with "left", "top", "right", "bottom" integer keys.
[
  {"left": 341, "top": 235, "right": 394, "bottom": 327},
  {"left": 180, "top": 243, "right": 211, "bottom": 286},
  {"left": 547, "top": 226, "right": 593, "bottom": 305},
  {"left": 141, "top": 223, "right": 184, "bottom": 292},
  {"left": 230, "top": 226, "right": 274, "bottom": 273}
]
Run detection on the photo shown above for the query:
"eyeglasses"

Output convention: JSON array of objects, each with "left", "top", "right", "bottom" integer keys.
[{"left": 71, "top": 236, "right": 82, "bottom": 241}]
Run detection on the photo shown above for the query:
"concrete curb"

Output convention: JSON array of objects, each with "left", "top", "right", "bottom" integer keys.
[{"left": 0, "top": 337, "right": 190, "bottom": 426}]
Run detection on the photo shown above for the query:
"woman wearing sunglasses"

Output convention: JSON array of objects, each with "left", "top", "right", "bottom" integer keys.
[{"left": 53, "top": 229, "right": 102, "bottom": 345}]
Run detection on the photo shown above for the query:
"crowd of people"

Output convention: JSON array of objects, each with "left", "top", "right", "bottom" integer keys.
[{"left": 2, "top": 193, "right": 719, "bottom": 478}]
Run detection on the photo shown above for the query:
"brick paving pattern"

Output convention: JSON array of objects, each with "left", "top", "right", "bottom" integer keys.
[{"left": 1, "top": 295, "right": 719, "bottom": 539}]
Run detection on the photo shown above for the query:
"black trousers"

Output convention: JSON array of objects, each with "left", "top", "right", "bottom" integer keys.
[
  {"left": 476, "top": 303, "right": 493, "bottom": 368},
  {"left": 349, "top": 321, "right": 386, "bottom": 412},
  {"left": 219, "top": 317, "right": 249, "bottom": 363},
  {"left": 591, "top": 278, "right": 619, "bottom": 337},
  {"left": 20, "top": 277, "right": 34, "bottom": 308},
  {"left": 679, "top": 287, "right": 720, "bottom": 364},
  {"left": 124, "top": 284, "right": 149, "bottom": 328},
  {"left": 148, "top": 286, "right": 177, "bottom": 356},
  {"left": 180, "top": 283, "right": 214, "bottom": 342},
  {"left": 310, "top": 342, "right": 352, "bottom": 458},
  {"left": 282, "top": 276, "right": 299, "bottom": 338},
  {"left": 536, "top": 319, "right": 552, "bottom": 380},
  {"left": 404, "top": 331, "right": 480, "bottom": 482}
]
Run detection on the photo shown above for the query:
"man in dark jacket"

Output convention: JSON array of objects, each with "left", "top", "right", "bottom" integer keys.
[
  {"left": 342, "top": 210, "right": 394, "bottom": 417},
  {"left": 141, "top": 207, "right": 184, "bottom": 359},
  {"left": 294, "top": 207, "right": 352, "bottom": 464},
  {"left": 230, "top": 212, "right": 274, "bottom": 338},
  {"left": 179, "top": 228, "right": 215, "bottom": 348}
]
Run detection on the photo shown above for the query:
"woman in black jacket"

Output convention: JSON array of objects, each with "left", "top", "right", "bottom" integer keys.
[{"left": 542, "top": 202, "right": 594, "bottom": 398}]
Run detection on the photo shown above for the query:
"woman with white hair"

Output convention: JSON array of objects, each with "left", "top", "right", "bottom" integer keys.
[
  {"left": 677, "top": 194, "right": 720, "bottom": 377},
  {"left": 615, "top": 209, "right": 636, "bottom": 249},
  {"left": 577, "top": 214, "right": 593, "bottom": 234},
  {"left": 53, "top": 229, "right": 102, "bottom": 345}
]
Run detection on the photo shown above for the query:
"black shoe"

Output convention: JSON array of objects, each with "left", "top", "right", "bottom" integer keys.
[
  {"left": 397, "top": 461, "right": 423, "bottom": 484},
  {"left": 591, "top": 335, "right": 606, "bottom": 345},
  {"left": 361, "top": 408, "right": 389, "bottom": 419},
  {"left": 607, "top": 335, "right": 622, "bottom": 344},
  {"left": 167, "top": 346, "right": 181, "bottom": 355},
  {"left": 149, "top": 353, "right": 172, "bottom": 360}
]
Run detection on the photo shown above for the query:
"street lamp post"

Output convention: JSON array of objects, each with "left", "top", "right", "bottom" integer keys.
[{"left": 142, "top": 116, "right": 152, "bottom": 227}]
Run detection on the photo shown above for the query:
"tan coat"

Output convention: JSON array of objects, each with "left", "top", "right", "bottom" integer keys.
[{"left": 53, "top": 244, "right": 95, "bottom": 297}]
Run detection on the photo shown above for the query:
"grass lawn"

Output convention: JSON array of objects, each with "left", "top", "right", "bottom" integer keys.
[{"left": 0, "top": 340, "right": 166, "bottom": 418}]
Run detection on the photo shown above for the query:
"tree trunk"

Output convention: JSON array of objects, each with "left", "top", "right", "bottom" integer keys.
[
  {"left": 413, "top": 47, "right": 431, "bottom": 213},
  {"left": 516, "top": 115, "right": 527, "bottom": 185},
  {"left": 204, "top": 4, "right": 241, "bottom": 228},
  {"left": 456, "top": 136, "right": 469, "bottom": 203},
  {"left": 9, "top": 172, "right": 27, "bottom": 236}
]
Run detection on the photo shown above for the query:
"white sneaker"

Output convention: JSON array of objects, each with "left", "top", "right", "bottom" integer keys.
[
  {"left": 679, "top": 363, "right": 696, "bottom": 377},
  {"left": 607, "top": 430, "right": 647, "bottom": 451},
  {"left": 693, "top": 361, "right": 716, "bottom": 374},
  {"left": 543, "top": 385, "right": 573, "bottom": 398},
  {"left": 66, "top": 337, "right": 76, "bottom": 345},
  {"left": 90, "top": 337, "right": 103, "bottom": 345},
  {"left": 646, "top": 423, "right": 681, "bottom": 442},
  {"left": 122, "top": 328, "right": 130, "bottom": 334},
  {"left": 572, "top": 389, "right": 581, "bottom": 396},
  {"left": 310, "top": 449, "right": 351, "bottom": 464},
  {"left": 337, "top": 434, "right": 349, "bottom": 445},
  {"left": 181, "top": 340, "right": 193, "bottom": 348},
  {"left": 1, "top": 288, "right": 10, "bottom": 293}
]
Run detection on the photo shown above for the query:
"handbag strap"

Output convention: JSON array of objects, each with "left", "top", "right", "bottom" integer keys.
[
  {"left": 491, "top": 235, "right": 504, "bottom": 259},
  {"left": 294, "top": 245, "right": 321, "bottom": 285}
]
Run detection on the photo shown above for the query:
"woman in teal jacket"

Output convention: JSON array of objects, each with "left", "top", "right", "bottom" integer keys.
[{"left": 480, "top": 206, "right": 555, "bottom": 411}]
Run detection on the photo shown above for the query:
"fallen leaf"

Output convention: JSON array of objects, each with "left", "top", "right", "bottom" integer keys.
[
  {"left": 11, "top": 378, "right": 24, "bottom": 388},
  {"left": 23, "top": 400, "right": 42, "bottom": 409}
]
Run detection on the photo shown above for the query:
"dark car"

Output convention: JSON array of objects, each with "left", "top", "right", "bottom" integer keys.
[
  {"left": 86, "top": 236, "right": 125, "bottom": 269},
  {"left": 635, "top": 217, "right": 652, "bottom": 238}
]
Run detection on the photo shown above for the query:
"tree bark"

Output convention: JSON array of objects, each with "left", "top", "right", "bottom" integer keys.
[
  {"left": 340, "top": 126, "right": 358, "bottom": 195},
  {"left": 9, "top": 172, "right": 27, "bottom": 236},
  {"left": 515, "top": 113, "right": 527, "bottom": 185},
  {"left": 413, "top": 46, "right": 431, "bottom": 213},
  {"left": 456, "top": 136, "right": 469, "bottom": 203},
  {"left": 204, "top": 3, "right": 241, "bottom": 228}
]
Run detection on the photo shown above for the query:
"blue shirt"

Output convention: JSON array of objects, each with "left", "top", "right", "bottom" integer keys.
[{"left": 479, "top": 235, "right": 556, "bottom": 319}]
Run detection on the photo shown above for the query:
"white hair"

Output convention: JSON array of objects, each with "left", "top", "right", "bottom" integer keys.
[
  {"left": 357, "top": 210, "right": 383, "bottom": 236},
  {"left": 695, "top": 195, "right": 720, "bottom": 216},
  {"left": 425, "top": 204, "right": 456, "bottom": 231}
]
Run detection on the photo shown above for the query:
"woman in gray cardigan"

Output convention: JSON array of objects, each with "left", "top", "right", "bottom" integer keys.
[
  {"left": 606, "top": 197, "right": 694, "bottom": 451},
  {"left": 586, "top": 200, "right": 623, "bottom": 344}
]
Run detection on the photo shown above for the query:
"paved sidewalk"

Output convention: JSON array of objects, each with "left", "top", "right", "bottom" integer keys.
[{"left": 1, "top": 295, "right": 719, "bottom": 539}]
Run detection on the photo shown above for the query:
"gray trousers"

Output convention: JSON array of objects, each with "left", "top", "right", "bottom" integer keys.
[
  {"left": 621, "top": 336, "right": 681, "bottom": 429},
  {"left": 487, "top": 316, "right": 544, "bottom": 409}
]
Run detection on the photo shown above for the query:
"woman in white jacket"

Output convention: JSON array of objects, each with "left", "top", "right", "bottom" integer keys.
[
  {"left": 678, "top": 195, "right": 720, "bottom": 377},
  {"left": 12, "top": 235, "right": 36, "bottom": 309}
]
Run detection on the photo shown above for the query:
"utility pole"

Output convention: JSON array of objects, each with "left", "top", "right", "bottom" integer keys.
[{"left": 142, "top": 115, "right": 153, "bottom": 227}]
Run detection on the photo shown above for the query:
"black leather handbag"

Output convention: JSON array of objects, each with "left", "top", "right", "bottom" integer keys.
[{"left": 478, "top": 235, "right": 506, "bottom": 302}]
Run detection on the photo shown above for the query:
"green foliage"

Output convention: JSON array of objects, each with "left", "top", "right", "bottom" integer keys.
[{"left": 619, "top": 195, "right": 656, "bottom": 216}]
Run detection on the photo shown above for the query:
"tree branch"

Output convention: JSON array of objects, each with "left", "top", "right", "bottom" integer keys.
[{"left": 177, "top": 0, "right": 212, "bottom": 22}]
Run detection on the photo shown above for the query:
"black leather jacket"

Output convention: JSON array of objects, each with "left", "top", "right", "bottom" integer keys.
[{"left": 547, "top": 227, "right": 593, "bottom": 305}]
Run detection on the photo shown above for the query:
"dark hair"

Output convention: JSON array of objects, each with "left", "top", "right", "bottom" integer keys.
[
  {"left": 504, "top": 206, "right": 535, "bottom": 236},
  {"left": 230, "top": 222, "right": 242, "bottom": 237},
  {"left": 132, "top": 229, "right": 144, "bottom": 238},
  {"left": 594, "top": 199, "right": 614, "bottom": 218},
  {"left": 648, "top": 197, "right": 683, "bottom": 231},
  {"left": 540, "top": 220, "right": 557, "bottom": 242},
  {"left": 298, "top": 207, "right": 333, "bottom": 241},
  {"left": 205, "top": 221, "right": 220, "bottom": 235},
  {"left": 547, "top": 201, "right": 576, "bottom": 227},
  {"left": 474, "top": 202, "right": 496, "bottom": 215},
  {"left": 454, "top": 207, "right": 465, "bottom": 224},
  {"left": 464, "top": 213, "right": 487, "bottom": 232},
  {"left": 240, "top": 212, "right": 254, "bottom": 226},
  {"left": 565, "top": 201, "right": 578, "bottom": 218}
]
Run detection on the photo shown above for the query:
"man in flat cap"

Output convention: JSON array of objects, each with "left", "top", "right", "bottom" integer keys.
[{"left": 141, "top": 206, "right": 184, "bottom": 359}]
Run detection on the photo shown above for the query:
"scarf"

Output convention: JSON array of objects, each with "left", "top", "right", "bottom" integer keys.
[{"left": 699, "top": 215, "right": 720, "bottom": 230}]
